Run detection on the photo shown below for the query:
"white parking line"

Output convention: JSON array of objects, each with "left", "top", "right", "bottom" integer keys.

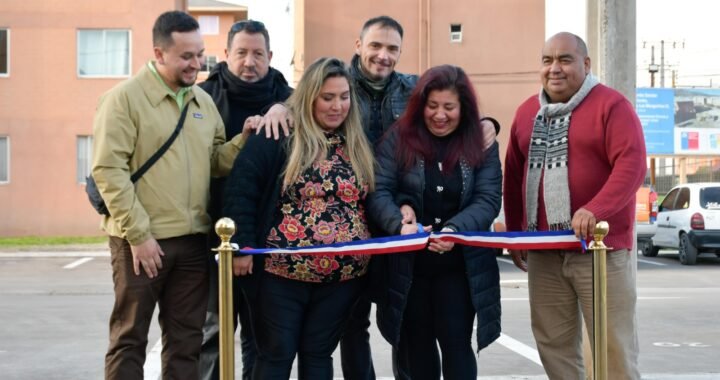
[
  {"left": 500, "top": 279, "right": 528, "bottom": 284},
  {"left": 496, "top": 333, "right": 543, "bottom": 366},
  {"left": 63, "top": 257, "right": 94, "bottom": 269},
  {"left": 143, "top": 338, "right": 162, "bottom": 380},
  {"left": 637, "top": 258, "right": 667, "bottom": 266},
  {"left": 638, "top": 297, "right": 682, "bottom": 300}
]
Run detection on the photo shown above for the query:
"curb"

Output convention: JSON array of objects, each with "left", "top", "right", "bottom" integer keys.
[
  {"left": 0, "top": 250, "right": 109, "bottom": 258},
  {"left": 0, "top": 243, "right": 107, "bottom": 254}
]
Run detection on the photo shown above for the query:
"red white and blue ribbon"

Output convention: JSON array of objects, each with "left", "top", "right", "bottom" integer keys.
[
  {"left": 239, "top": 233, "right": 430, "bottom": 256},
  {"left": 236, "top": 229, "right": 584, "bottom": 256},
  {"left": 431, "top": 230, "right": 584, "bottom": 251}
]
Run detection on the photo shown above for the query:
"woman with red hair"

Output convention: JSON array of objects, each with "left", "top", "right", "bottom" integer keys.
[{"left": 367, "top": 64, "right": 502, "bottom": 379}]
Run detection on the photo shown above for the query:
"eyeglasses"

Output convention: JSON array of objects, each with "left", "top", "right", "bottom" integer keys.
[{"left": 230, "top": 20, "right": 266, "bottom": 33}]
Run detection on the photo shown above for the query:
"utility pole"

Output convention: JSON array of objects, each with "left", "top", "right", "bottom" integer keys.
[
  {"left": 586, "top": 3, "right": 636, "bottom": 380},
  {"left": 660, "top": 40, "right": 665, "bottom": 87},
  {"left": 672, "top": 70, "right": 677, "bottom": 88},
  {"left": 642, "top": 39, "right": 684, "bottom": 188},
  {"left": 643, "top": 39, "right": 684, "bottom": 89},
  {"left": 647, "top": 44, "right": 658, "bottom": 188},
  {"left": 586, "top": 0, "right": 636, "bottom": 103}
]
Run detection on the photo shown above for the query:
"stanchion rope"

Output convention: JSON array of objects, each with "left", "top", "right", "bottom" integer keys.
[{"left": 231, "top": 225, "right": 586, "bottom": 256}]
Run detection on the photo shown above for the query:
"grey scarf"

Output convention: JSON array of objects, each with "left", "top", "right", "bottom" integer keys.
[{"left": 525, "top": 74, "right": 599, "bottom": 231}]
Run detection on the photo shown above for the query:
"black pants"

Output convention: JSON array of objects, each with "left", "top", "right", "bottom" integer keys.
[
  {"left": 340, "top": 295, "right": 376, "bottom": 380},
  {"left": 252, "top": 272, "right": 365, "bottom": 380},
  {"left": 395, "top": 271, "right": 476, "bottom": 380},
  {"left": 198, "top": 269, "right": 255, "bottom": 380}
]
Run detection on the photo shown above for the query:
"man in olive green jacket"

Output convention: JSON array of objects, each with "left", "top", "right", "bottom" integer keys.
[{"left": 91, "top": 11, "right": 249, "bottom": 380}]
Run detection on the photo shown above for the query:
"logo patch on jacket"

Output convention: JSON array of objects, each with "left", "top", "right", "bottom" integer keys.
[{"left": 193, "top": 112, "right": 203, "bottom": 119}]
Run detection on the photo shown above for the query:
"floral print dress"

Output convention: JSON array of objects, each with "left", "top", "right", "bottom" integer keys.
[{"left": 264, "top": 132, "right": 371, "bottom": 283}]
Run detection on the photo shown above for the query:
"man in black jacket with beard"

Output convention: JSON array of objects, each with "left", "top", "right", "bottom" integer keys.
[
  {"left": 341, "top": 16, "right": 417, "bottom": 380},
  {"left": 198, "top": 19, "right": 292, "bottom": 380}
]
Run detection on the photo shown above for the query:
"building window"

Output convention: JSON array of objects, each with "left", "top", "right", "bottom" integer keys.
[
  {"left": 201, "top": 55, "right": 218, "bottom": 72},
  {"left": 0, "top": 136, "right": 8, "bottom": 184},
  {"left": 77, "top": 136, "right": 93, "bottom": 184},
  {"left": 198, "top": 16, "right": 219, "bottom": 35},
  {"left": 450, "top": 24, "right": 462, "bottom": 43},
  {"left": 77, "top": 29, "right": 130, "bottom": 77},
  {"left": 0, "top": 29, "right": 8, "bottom": 76}
]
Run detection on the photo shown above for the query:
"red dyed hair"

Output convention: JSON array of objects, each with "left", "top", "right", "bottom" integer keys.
[{"left": 394, "top": 65, "right": 487, "bottom": 172}]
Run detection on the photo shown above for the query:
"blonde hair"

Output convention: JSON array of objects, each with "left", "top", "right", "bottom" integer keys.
[{"left": 282, "top": 57, "right": 375, "bottom": 192}]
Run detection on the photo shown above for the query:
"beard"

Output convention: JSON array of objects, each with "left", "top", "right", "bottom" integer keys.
[{"left": 176, "top": 69, "right": 198, "bottom": 88}]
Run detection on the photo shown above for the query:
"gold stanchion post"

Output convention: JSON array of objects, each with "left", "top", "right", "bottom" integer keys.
[
  {"left": 587, "top": 221, "right": 610, "bottom": 380},
  {"left": 213, "top": 218, "right": 238, "bottom": 380}
]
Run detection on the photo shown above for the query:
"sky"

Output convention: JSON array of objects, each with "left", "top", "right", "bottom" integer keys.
[{"left": 547, "top": 0, "right": 720, "bottom": 88}]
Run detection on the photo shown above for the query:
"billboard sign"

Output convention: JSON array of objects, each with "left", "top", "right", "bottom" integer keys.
[
  {"left": 637, "top": 87, "right": 720, "bottom": 155},
  {"left": 637, "top": 88, "right": 675, "bottom": 154}
]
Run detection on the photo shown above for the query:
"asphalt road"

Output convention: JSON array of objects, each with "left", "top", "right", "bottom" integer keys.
[{"left": 0, "top": 247, "right": 718, "bottom": 379}]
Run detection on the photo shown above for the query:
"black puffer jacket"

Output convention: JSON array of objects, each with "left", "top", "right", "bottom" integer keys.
[
  {"left": 222, "top": 133, "right": 288, "bottom": 299},
  {"left": 366, "top": 127, "right": 503, "bottom": 351},
  {"left": 349, "top": 55, "right": 418, "bottom": 144}
]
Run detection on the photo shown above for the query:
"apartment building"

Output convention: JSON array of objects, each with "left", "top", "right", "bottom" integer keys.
[
  {"left": 0, "top": 0, "right": 544, "bottom": 236},
  {"left": 0, "top": 0, "right": 185, "bottom": 236}
]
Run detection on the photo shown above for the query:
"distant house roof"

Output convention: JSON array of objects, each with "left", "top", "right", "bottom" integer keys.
[{"left": 188, "top": 0, "right": 247, "bottom": 12}]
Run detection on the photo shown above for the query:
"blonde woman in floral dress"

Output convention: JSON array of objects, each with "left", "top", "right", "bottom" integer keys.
[{"left": 222, "top": 57, "right": 376, "bottom": 380}]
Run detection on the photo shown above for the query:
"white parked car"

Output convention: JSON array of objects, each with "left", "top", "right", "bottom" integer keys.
[{"left": 650, "top": 183, "right": 720, "bottom": 265}]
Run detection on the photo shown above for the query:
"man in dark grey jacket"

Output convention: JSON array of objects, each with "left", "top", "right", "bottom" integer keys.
[{"left": 340, "top": 16, "right": 417, "bottom": 380}]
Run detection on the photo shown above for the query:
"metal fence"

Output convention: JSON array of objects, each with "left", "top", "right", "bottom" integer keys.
[{"left": 646, "top": 157, "right": 720, "bottom": 194}]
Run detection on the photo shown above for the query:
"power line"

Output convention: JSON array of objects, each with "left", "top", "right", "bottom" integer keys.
[{"left": 641, "top": 39, "right": 685, "bottom": 87}]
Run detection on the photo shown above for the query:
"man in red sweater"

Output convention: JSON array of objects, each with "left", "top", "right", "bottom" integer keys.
[{"left": 504, "top": 32, "right": 646, "bottom": 379}]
